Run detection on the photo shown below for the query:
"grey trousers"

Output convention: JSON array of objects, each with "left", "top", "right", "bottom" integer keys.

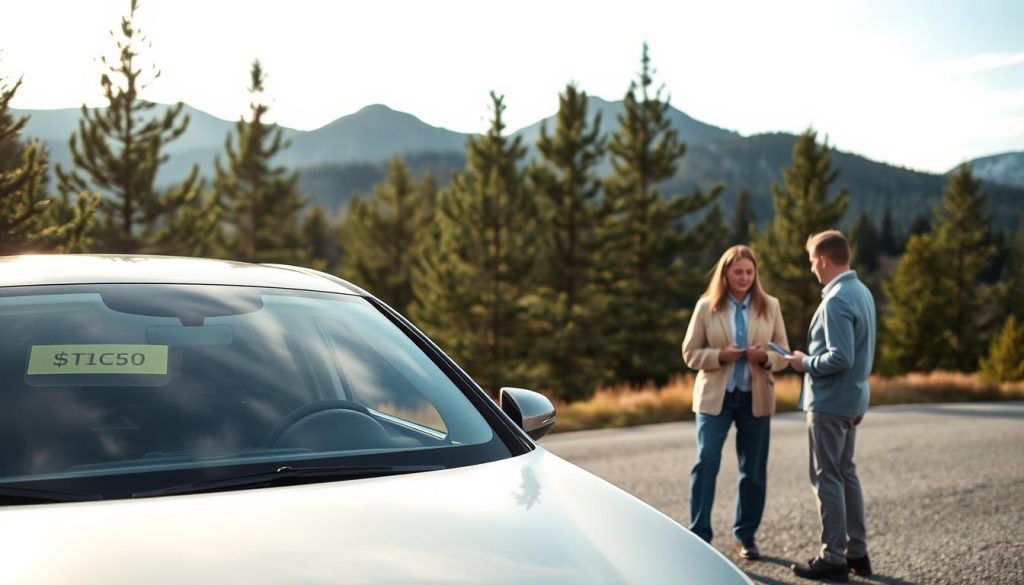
[{"left": 806, "top": 410, "right": 868, "bottom": 564}]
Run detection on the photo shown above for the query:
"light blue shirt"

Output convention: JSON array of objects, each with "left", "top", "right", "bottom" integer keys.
[{"left": 727, "top": 293, "right": 752, "bottom": 393}]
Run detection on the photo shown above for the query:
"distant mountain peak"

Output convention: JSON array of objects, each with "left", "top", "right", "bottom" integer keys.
[
  {"left": 351, "top": 103, "right": 404, "bottom": 118},
  {"left": 357, "top": 103, "right": 394, "bottom": 112},
  {"left": 326, "top": 103, "right": 406, "bottom": 125},
  {"left": 513, "top": 97, "right": 738, "bottom": 147},
  {"left": 289, "top": 102, "right": 466, "bottom": 166},
  {"left": 963, "top": 151, "right": 1024, "bottom": 189},
  {"left": 320, "top": 102, "right": 446, "bottom": 133}
]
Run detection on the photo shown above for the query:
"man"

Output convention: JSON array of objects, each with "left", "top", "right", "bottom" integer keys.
[{"left": 785, "top": 230, "right": 876, "bottom": 582}]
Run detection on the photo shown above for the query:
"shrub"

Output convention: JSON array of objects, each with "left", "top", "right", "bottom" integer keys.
[{"left": 980, "top": 316, "right": 1024, "bottom": 383}]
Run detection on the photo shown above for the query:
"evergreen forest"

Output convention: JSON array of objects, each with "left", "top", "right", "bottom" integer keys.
[{"left": 3, "top": 1, "right": 1022, "bottom": 401}]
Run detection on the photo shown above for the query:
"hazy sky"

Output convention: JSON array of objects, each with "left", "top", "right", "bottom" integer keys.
[{"left": 1, "top": 0, "right": 1022, "bottom": 173}]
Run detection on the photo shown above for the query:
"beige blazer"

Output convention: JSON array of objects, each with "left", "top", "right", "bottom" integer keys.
[{"left": 681, "top": 294, "right": 789, "bottom": 417}]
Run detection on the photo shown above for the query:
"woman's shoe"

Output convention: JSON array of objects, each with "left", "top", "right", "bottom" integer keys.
[{"left": 737, "top": 538, "right": 761, "bottom": 560}]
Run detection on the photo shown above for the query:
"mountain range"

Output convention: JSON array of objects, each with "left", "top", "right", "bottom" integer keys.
[{"left": 12, "top": 98, "right": 1024, "bottom": 232}]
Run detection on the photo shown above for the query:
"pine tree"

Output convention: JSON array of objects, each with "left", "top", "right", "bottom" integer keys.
[
  {"left": 729, "top": 188, "right": 755, "bottom": 246},
  {"left": 1, "top": 76, "right": 53, "bottom": 253},
  {"left": 878, "top": 206, "right": 900, "bottom": 256},
  {"left": 0, "top": 100, "right": 21, "bottom": 172},
  {"left": 302, "top": 205, "right": 338, "bottom": 272},
  {"left": 997, "top": 228, "right": 1024, "bottom": 322},
  {"left": 214, "top": 60, "right": 305, "bottom": 263},
  {"left": 601, "top": 43, "right": 719, "bottom": 386},
  {"left": 881, "top": 166, "right": 996, "bottom": 373},
  {"left": 37, "top": 191, "right": 100, "bottom": 253},
  {"left": 340, "top": 156, "right": 433, "bottom": 315},
  {"left": 850, "top": 212, "right": 880, "bottom": 273},
  {"left": 755, "top": 129, "right": 848, "bottom": 350},
  {"left": 524, "top": 83, "right": 608, "bottom": 401},
  {"left": 979, "top": 316, "right": 1024, "bottom": 383},
  {"left": 56, "top": 0, "right": 215, "bottom": 254},
  {"left": 932, "top": 164, "right": 995, "bottom": 370},
  {"left": 411, "top": 93, "right": 535, "bottom": 394},
  {"left": 879, "top": 234, "right": 951, "bottom": 374},
  {"left": 0, "top": 74, "right": 97, "bottom": 254},
  {"left": 908, "top": 215, "right": 931, "bottom": 236},
  {"left": 980, "top": 230, "right": 1007, "bottom": 284},
  {"left": 153, "top": 173, "right": 221, "bottom": 257},
  {"left": 687, "top": 203, "right": 731, "bottom": 282}
]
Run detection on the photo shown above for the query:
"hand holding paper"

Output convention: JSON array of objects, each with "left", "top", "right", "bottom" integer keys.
[{"left": 767, "top": 340, "right": 790, "bottom": 356}]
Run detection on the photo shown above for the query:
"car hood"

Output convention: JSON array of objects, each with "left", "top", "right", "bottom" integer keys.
[{"left": 0, "top": 449, "right": 750, "bottom": 584}]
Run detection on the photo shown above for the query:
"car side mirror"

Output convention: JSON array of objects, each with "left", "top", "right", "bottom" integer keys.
[{"left": 499, "top": 387, "right": 556, "bottom": 441}]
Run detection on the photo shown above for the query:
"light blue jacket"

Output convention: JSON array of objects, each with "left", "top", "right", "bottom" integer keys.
[{"left": 799, "top": 271, "right": 877, "bottom": 418}]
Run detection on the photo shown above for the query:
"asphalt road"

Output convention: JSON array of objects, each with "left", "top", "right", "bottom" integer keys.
[{"left": 540, "top": 401, "right": 1024, "bottom": 585}]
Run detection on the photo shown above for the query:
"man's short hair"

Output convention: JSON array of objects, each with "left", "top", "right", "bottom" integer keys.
[{"left": 806, "top": 230, "right": 850, "bottom": 265}]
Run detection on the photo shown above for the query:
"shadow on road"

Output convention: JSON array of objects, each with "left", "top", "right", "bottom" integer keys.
[
  {"left": 741, "top": 557, "right": 802, "bottom": 581},
  {"left": 741, "top": 556, "right": 921, "bottom": 585},
  {"left": 858, "top": 575, "right": 920, "bottom": 584},
  {"left": 742, "top": 554, "right": 795, "bottom": 584}
]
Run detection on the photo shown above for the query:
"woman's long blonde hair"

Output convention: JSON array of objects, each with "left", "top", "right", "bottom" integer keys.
[{"left": 702, "top": 245, "right": 768, "bottom": 317}]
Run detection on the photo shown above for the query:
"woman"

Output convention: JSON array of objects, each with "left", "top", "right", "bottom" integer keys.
[{"left": 681, "top": 245, "right": 789, "bottom": 560}]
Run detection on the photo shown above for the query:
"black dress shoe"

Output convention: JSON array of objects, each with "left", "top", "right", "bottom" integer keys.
[
  {"left": 737, "top": 538, "right": 760, "bottom": 560},
  {"left": 847, "top": 554, "right": 872, "bottom": 576},
  {"left": 791, "top": 557, "right": 849, "bottom": 582}
]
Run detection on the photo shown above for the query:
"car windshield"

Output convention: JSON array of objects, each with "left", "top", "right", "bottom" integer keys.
[{"left": 0, "top": 284, "right": 512, "bottom": 501}]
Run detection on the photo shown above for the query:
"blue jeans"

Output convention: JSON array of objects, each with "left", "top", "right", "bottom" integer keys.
[{"left": 689, "top": 390, "right": 771, "bottom": 543}]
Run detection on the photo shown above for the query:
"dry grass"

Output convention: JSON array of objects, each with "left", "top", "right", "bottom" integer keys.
[
  {"left": 548, "top": 371, "right": 1024, "bottom": 433},
  {"left": 870, "top": 371, "right": 1024, "bottom": 404}
]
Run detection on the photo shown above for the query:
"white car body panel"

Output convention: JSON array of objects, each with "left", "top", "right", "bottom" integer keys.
[{"left": 0, "top": 449, "right": 750, "bottom": 584}]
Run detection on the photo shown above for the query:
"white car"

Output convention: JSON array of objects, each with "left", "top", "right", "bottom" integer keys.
[{"left": 0, "top": 255, "right": 751, "bottom": 584}]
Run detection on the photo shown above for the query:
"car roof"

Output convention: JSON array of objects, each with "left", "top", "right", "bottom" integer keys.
[{"left": 0, "top": 254, "right": 366, "bottom": 295}]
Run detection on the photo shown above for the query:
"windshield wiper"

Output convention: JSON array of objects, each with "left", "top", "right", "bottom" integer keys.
[
  {"left": 0, "top": 485, "right": 103, "bottom": 505},
  {"left": 132, "top": 464, "right": 444, "bottom": 498}
]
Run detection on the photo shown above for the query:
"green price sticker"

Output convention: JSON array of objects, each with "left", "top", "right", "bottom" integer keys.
[{"left": 27, "top": 344, "right": 169, "bottom": 375}]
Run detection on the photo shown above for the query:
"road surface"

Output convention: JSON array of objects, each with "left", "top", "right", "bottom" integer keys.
[{"left": 541, "top": 402, "right": 1024, "bottom": 584}]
